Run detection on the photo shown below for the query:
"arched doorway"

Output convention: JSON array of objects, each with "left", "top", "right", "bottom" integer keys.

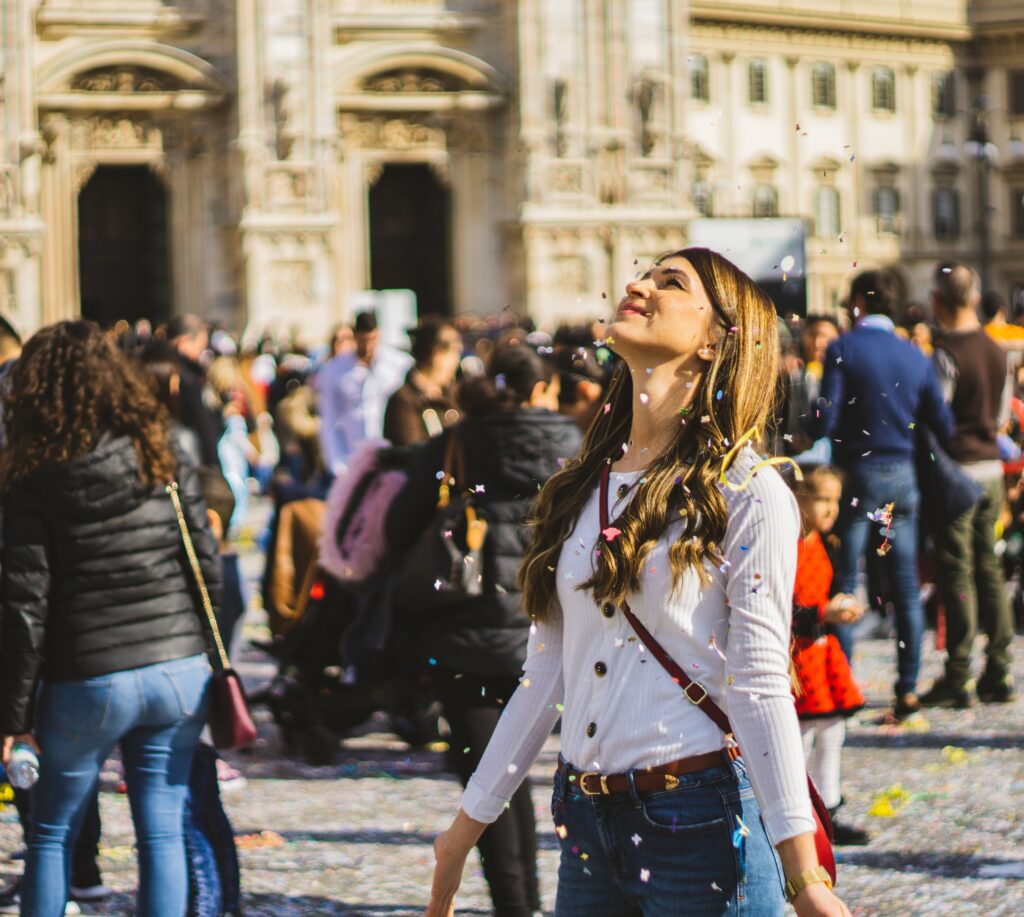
[
  {"left": 78, "top": 165, "right": 171, "bottom": 328},
  {"left": 368, "top": 163, "right": 451, "bottom": 315}
]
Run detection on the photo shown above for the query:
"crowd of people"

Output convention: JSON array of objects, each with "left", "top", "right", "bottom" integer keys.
[{"left": 0, "top": 248, "right": 1019, "bottom": 916}]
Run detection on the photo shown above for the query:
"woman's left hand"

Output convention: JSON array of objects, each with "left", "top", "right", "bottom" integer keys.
[
  {"left": 792, "top": 881, "right": 852, "bottom": 917},
  {"left": 1, "top": 733, "right": 40, "bottom": 766}
]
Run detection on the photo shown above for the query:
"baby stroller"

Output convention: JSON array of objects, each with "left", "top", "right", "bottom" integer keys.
[
  {"left": 253, "top": 443, "right": 443, "bottom": 764},
  {"left": 254, "top": 568, "right": 442, "bottom": 764}
]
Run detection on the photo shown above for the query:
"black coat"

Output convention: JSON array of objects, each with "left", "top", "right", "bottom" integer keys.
[
  {"left": 177, "top": 356, "right": 223, "bottom": 468},
  {"left": 386, "top": 409, "right": 582, "bottom": 676},
  {"left": 0, "top": 436, "right": 221, "bottom": 734}
]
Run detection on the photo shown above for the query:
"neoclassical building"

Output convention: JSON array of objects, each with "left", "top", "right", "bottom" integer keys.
[
  {"left": 0, "top": 1, "right": 1022, "bottom": 336},
  {"left": 687, "top": 0, "right": 1024, "bottom": 315}
]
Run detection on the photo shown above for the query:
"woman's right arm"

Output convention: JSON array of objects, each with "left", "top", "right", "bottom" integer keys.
[
  {"left": 0, "top": 492, "right": 50, "bottom": 736},
  {"left": 426, "top": 614, "right": 565, "bottom": 916}
]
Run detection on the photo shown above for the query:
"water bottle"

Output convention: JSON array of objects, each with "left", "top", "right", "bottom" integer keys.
[{"left": 6, "top": 742, "right": 39, "bottom": 790}]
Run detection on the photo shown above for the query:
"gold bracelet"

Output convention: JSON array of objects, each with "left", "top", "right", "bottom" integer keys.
[{"left": 784, "top": 865, "right": 833, "bottom": 903}]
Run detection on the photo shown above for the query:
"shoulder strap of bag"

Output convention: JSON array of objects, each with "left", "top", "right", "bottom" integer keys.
[
  {"left": 167, "top": 481, "right": 231, "bottom": 672},
  {"left": 598, "top": 464, "right": 733, "bottom": 737}
]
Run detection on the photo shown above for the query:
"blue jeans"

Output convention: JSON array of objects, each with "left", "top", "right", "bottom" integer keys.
[
  {"left": 550, "top": 756, "right": 785, "bottom": 916},
  {"left": 832, "top": 460, "right": 923, "bottom": 696},
  {"left": 23, "top": 655, "right": 211, "bottom": 917}
]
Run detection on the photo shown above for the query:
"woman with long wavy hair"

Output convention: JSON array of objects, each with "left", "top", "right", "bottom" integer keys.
[
  {"left": 426, "top": 249, "right": 851, "bottom": 917},
  {"left": 0, "top": 320, "right": 221, "bottom": 917}
]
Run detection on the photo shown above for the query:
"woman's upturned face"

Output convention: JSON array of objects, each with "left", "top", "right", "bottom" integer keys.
[{"left": 605, "top": 256, "right": 717, "bottom": 364}]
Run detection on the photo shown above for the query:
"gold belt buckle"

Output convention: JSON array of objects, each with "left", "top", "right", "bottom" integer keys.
[
  {"left": 578, "top": 772, "right": 609, "bottom": 796},
  {"left": 684, "top": 681, "right": 709, "bottom": 705}
]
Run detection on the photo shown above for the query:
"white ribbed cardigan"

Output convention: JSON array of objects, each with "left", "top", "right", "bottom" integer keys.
[{"left": 461, "top": 448, "right": 816, "bottom": 844}]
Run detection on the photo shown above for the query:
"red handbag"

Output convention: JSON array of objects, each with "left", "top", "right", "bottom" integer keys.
[
  {"left": 598, "top": 465, "right": 836, "bottom": 884},
  {"left": 168, "top": 482, "right": 259, "bottom": 752}
]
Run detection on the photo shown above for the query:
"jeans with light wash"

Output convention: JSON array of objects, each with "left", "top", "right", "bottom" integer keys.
[
  {"left": 831, "top": 460, "right": 923, "bottom": 697},
  {"left": 22, "top": 655, "right": 211, "bottom": 917},
  {"left": 550, "top": 756, "right": 786, "bottom": 917}
]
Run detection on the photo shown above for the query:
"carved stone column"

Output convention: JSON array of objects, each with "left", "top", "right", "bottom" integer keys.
[{"left": 39, "top": 114, "right": 78, "bottom": 323}]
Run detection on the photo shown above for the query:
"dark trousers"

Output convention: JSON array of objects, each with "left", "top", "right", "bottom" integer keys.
[
  {"left": 184, "top": 743, "right": 240, "bottom": 917},
  {"left": 936, "top": 475, "right": 1014, "bottom": 689},
  {"left": 436, "top": 669, "right": 540, "bottom": 917}
]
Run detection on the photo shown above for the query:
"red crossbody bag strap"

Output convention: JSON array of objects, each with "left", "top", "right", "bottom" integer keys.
[{"left": 597, "top": 463, "right": 836, "bottom": 883}]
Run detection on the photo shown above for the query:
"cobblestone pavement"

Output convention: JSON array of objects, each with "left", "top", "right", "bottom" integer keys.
[{"left": 3, "top": 511, "right": 1023, "bottom": 916}]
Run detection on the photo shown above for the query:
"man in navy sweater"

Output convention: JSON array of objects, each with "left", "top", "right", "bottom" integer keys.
[{"left": 807, "top": 269, "right": 953, "bottom": 719}]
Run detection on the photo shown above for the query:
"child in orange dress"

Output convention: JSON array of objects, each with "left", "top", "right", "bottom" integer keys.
[{"left": 791, "top": 465, "right": 869, "bottom": 845}]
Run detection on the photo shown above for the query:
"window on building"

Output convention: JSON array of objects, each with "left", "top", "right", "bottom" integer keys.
[
  {"left": 748, "top": 60, "right": 768, "bottom": 104},
  {"left": 689, "top": 55, "right": 709, "bottom": 103},
  {"left": 812, "top": 63, "right": 836, "bottom": 109},
  {"left": 753, "top": 184, "right": 778, "bottom": 217},
  {"left": 1013, "top": 187, "right": 1024, "bottom": 238},
  {"left": 1010, "top": 70, "right": 1024, "bottom": 117},
  {"left": 814, "top": 186, "right": 841, "bottom": 237},
  {"left": 871, "top": 67, "right": 896, "bottom": 113},
  {"left": 933, "top": 72, "right": 956, "bottom": 119},
  {"left": 692, "top": 178, "right": 714, "bottom": 217},
  {"left": 932, "top": 187, "right": 960, "bottom": 240},
  {"left": 872, "top": 186, "right": 900, "bottom": 234}
]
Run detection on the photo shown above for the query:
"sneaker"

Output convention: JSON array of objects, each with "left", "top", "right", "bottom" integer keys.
[
  {"left": 977, "top": 671, "right": 1016, "bottom": 704},
  {"left": 830, "top": 818, "right": 871, "bottom": 846},
  {"left": 69, "top": 883, "right": 112, "bottom": 901},
  {"left": 893, "top": 692, "right": 923, "bottom": 720},
  {"left": 919, "top": 678, "right": 974, "bottom": 709}
]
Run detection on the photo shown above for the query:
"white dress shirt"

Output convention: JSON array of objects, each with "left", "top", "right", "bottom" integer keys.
[
  {"left": 460, "top": 447, "right": 816, "bottom": 844},
  {"left": 314, "top": 346, "right": 412, "bottom": 474}
]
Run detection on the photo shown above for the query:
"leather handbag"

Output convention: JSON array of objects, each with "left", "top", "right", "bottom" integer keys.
[
  {"left": 168, "top": 482, "right": 258, "bottom": 751},
  {"left": 392, "top": 432, "right": 489, "bottom": 614},
  {"left": 598, "top": 465, "right": 837, "bottom": 885}
]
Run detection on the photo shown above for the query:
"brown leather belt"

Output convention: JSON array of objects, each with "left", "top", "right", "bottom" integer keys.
[{"left": 559, "top": 748, "right": 740, "bottom": 798}]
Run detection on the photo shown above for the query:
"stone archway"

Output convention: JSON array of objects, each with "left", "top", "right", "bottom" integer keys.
[
  {"left": 368, "top": 162, "right": 451, "bottom": 315},
  {"left": 78, "top": 165, "right": 171, "bottom": 328},
  {"left": 36, "top": 45, "right": 229, "bottom": 325}
]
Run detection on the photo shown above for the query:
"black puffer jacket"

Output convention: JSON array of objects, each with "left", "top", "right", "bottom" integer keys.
[
  {"left": 386, "top": 409, "right": 582, "bottom": 675},
  {"left": 0, "top": 436, "right": 221, "bottom": 734}
]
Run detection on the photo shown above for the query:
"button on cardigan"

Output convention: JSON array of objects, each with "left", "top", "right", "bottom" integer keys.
[{"left": 460, "top": 448, "right": 816, "bottom": 845}]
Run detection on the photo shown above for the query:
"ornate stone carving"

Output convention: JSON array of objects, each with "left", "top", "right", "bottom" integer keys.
[
  {"left": 545, "top": 163, "right": 583, "bottom": 194},
  {"left": 339, "top": 115, "right": 447, "bottom": 152},
  {"left": 597, "top": 147, "right": 626, "bottom": 205},
  {"left": 363, "top": 69, "right": 460, "bottom": 93},
  {"left": 72, "top": 159, "right": 99, "bottom": 194},
  {"left": 629, "top": 165, "right": 672, "bottom": 199},
  {"left": 0, "top": 167, "right": 17, "bottom": 217},
  {"left": 70, "top": 117, "right": 164, "bottom": 152},
  {"left": 551, "top": 255, "right": 589, "bottom": 295},
  {"left": 265, "top": 164, "right": 312, "bottom": 210},
  {"left": 269, "top": 260, "right": 315, "bottom": 309},
  {"left": 70, "top": 67, "right": 181, "bottom": 93}
]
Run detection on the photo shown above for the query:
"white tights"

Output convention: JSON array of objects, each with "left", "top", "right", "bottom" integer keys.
[{"left": 800, "top": 716, "right": 845, "bottom": 810}]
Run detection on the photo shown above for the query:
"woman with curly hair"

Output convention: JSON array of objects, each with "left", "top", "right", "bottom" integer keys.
[
  {"left": 427, "top": 249, "right": 851, "bottom": 916},
  {"left": 0, "top": 320, "right": 221, "bottom": 917}
]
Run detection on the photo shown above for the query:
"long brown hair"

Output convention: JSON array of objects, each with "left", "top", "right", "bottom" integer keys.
[
  {"left": 519, "top": 248, "right": 780, "bottom": 621},
  {"left": 0, "top": 320, "right": 177, "bottom": 489}
]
